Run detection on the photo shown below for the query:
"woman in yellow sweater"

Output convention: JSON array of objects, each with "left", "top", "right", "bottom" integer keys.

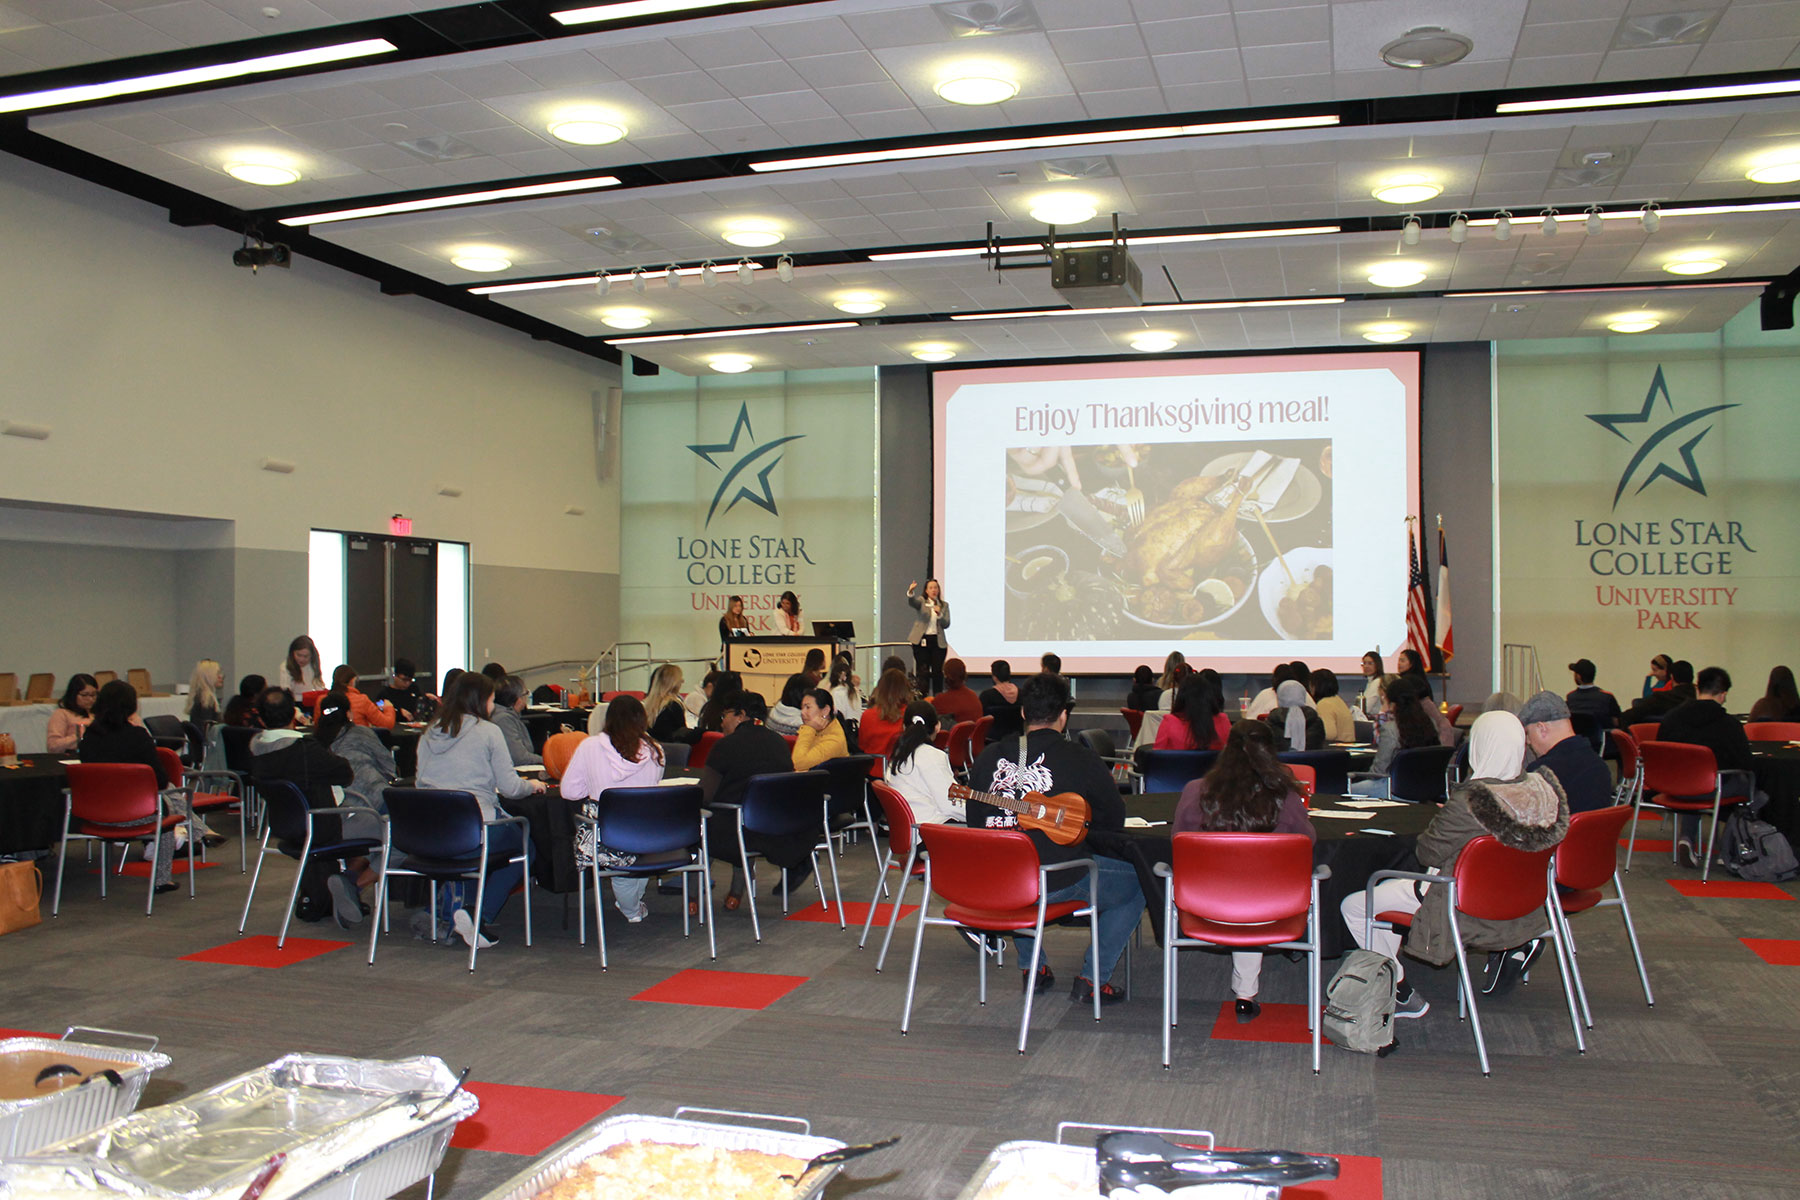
[{"left": 792, "top": 688, "right": 848, "bottom": 769}]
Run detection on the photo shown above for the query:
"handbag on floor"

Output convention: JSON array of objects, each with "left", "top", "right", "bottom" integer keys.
[{"left": 0, "top": 859, "right": 44, "bottom": 935}]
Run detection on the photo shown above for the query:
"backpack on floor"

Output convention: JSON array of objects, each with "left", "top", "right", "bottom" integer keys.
[
  {"left": 1715, "top": 810, "right": 1799, "bottom": 882},
  {"left": 1322, "top": 949, "right": 1398, "bottom": 1054}
]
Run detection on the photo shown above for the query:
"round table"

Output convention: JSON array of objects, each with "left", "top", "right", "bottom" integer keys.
[
  {"left": 1751, "top": 741, "right": 1800, "bottom": 843},
  {"left": 0, "top": 758, "right": 69, "bottom": 855}
]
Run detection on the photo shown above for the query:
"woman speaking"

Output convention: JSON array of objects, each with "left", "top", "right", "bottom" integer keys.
[{"left": 906, "top": 578, "right": 950, "bottom": 695}]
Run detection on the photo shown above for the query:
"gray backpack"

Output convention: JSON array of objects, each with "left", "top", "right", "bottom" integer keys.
[
  {"left": 1716, "top": 810, "right": 1800, "bottom": 882},
  {"left": 1322, "top": 950, "right": 1397, "bottom": 1054}
]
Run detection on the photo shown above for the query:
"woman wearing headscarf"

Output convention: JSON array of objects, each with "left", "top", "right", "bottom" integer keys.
[
  {"left": 1268, "top": 679, "right": 1326, "bottom": 751},
  {"left": 1340, "top": 711, "right": 1569, "bottom": 1019}
]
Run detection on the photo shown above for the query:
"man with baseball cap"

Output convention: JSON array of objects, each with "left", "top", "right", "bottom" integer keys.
[
  {"left": 1564, "top": 658, "right": 1622, "bottom": 738},
  {"left": 1519, "top": 691, "right": 1614, "bottom": 815}
]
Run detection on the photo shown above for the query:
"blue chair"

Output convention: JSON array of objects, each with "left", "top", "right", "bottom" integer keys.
[
  {"left": 818, "top": 754, "right": 882, "bottom": 914},
  {"left": 1391, "top": 744, "right": 1457, "bottom": 803},
  {"left": 1138, "top": 749, "right": 1218, "bottom": 794},
  {"left": 368, "top": 788, "right": 531, "bottom": 972},
  {"left": 237, "top": 779, "right": 382, "bottom": 947},
  {"left": 722, "top": 770, "right": 833, "bottom": 942},
  {"left": 1279, "top": 749, "right": 1353, "bottom": 796},
  {"left": 574, "top": 784, "right": 713, "bottom": 969}
]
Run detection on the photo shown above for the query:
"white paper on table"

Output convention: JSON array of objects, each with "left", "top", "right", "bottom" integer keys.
[
  {"left": 1360, "top": 827, "right": 1397, "bottom": 837},
  {"left": 1339, "top": 798, "right": 1407, "bottom": 808},
  {"left": 60, "top": 759, "right": 82, "bottom": 766},
  {"left": 1309, "top": 809, "right": 1374, "bottom": 820},
  {"left": 1124, "top": 817, "right": 1167, "bottom": 828},
  {"left": 659, "top": 776, "right": 701, "bottom": 786}
]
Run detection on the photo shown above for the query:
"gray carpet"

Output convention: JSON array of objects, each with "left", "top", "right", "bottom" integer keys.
[{"left": 6, "top": 816, "right": 1800, "bottom": 1199}]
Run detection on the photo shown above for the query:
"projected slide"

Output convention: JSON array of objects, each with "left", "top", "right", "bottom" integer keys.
[{"left": 932, "top": 353, "right": 1419, "bottom": 674}]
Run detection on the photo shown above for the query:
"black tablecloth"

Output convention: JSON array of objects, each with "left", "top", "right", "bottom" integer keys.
[
  {"left": 0, "top": 758, "right": 68, "bottom": 855},
  {"left": 1092, "top": 793, "right": 1435, "bottom": 957},
  {"left": 1752, "top": 742, "right": 1800, "bottom": 843},
  {"left": 377, "top": 726, "right": 422, "bottom": 778},
  {"left": 501, "top": 786, "right": 579, "bottom": 894},
  {"left": 522, "top": 710, "right": 585, "bottom": 752}
]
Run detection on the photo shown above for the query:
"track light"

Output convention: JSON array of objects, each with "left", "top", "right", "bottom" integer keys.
[
  {"left": 1401, "top": 215, "right": 1421, "bottom": 246},
  {"left": 701, "top": 261, "right": 718, "bottom": 288},
  {"left": 776, "top": 255, "right": 794, "bottom": 282},
  {"left": 1585, "top": 206, "right": 1604, "bottom": 236},
  {"left": 1494, "top": 211, "right": 1512, "bottom": 242},
  {"left": 1448, "top": 213, "right": 1467, "bottom": 244},
  {"left": 666, "top": 263, "right": 681, "bottom": 290},
  {"left": 595, "top": 271, "right": 610, "bottom": 297},
  {"left": 1540, "top": 208, "right": 1559, "bottom": 236},
  {"left": 1642, "top": 203, "right": 1661, "bottom": 234},
  {"left": 630, "top": 269, "right": 646, "bottom": 295},
  {"left": 736, "top": 258, "right": 754, "bottom": 284}
]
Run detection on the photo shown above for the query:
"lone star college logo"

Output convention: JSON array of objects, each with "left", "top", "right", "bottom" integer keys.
[
  {"left": 687, "top": 402, "right": 804, "bottom": 527},
  {"left": 1585, "top": 364, "right": 1737, "bottom": 510}
]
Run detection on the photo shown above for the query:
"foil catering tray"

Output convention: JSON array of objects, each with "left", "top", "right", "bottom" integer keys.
[
  {"left": 0, "top": 1029, "right": 171, "bottom": 1159},
  {"left": 1, "top": 1053, "right": 477, "bottom": 1200},
  {"left": 476, "top": 1107, "right": 847, "bottom": 1200},
  {"left": 954, "top": 1123, "right": 1273, "bottom": 1200}
]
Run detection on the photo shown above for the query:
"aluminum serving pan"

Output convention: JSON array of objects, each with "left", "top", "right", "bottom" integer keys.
[
  {"left": 476, "top": 1107, "right": 847, "bottom": 1200},
  {"left": 0, "top": 1054, "right": 477, "bottom": 1200},
  {"left": 954, "top": 1123, "right": 1273, "bottom": 1200},
  {"left": 0, "top": 1028, "right": 171, "bottom": 1159}
]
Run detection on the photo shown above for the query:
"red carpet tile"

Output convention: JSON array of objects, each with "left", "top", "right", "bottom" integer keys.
[
  {"left": 1621, "top": 838, "right": 1674, "bottom": 853},
  {"left": 92, "top": 859, "right": 217, "bottom": 878},
  {"left": 180, "top": 935, "right": 351, "bottom": 968},
  {"left": 786, "top": 899, "right": 920, "bottom": 925},
  {"left": 1206, "top": 1000, "right": 1329, "bottom": 1046},
  {"left": 1668, "top": 879, "right": 1794, "bottom": 900},
  {"left": 1742, "top": 938, "right": 1800, "bottom": 965},
  {"left": 1285, "top": 1152, "right": 1382, "bottom": 1199},
  {"left": 632, "top": 968, "right": 808, "bottom": 1010},
  {"left": 0, "top": 1029, "right": 52, "bottom": 1040},
  {"left": 449, "top": 1081, "right": 622, "bottom": 1155}
]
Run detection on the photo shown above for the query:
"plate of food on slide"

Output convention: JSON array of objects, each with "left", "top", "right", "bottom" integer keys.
[
  {"left": 1259, "top": 546, "right": 1334, "bottom": 640},
  {"left": 1002, "top": 439, "right": 1332, "bottom": 642}
]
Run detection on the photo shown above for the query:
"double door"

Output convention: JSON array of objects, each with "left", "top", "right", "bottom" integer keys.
[{"left": 345, "top": 534, "right": 438, "bottom": 686}]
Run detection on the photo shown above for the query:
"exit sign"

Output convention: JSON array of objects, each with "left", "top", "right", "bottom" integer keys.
[{"left": 389, "top": 515, "right": 412, "bottom": 536}]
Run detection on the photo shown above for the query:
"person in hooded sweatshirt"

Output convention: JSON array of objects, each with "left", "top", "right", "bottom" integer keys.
[
  {"left": 1341, "top": 710, "right": 1569, "bottom": 1018},
  {"left": 559, "top": 694, "right": 666, "bottom": 923}
]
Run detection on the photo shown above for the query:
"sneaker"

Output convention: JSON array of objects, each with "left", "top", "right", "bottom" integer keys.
[
  {"left": 619, "top": 899, "right": 650, "bottom": 923},
  {"left": 451, "top": 909, "right": 496, "bottom": 950},
  {"left": 1070, "top": 976, "right": 1126, "bottom": 1006},
  {"left": 1510, "top": 938, "right": 1546, "bottom": 985},
  {"left": 326, "top": 875, "right": 364, "bottom": 929},
  {"left": 1234, "top": 998, "right": 1261, "bottom": 1024},
  {"left": 1481, "top": 951, "right": 1509, "bottom": 996},
  {"left": 1676, "top": 839, "right": 1699, "bottom": 869},
  {"left": 1394, "top": 985, "right": 1430, "bottom": 1019},
  {"left": 1022, "top": 963, "right": 1055, "bottom": 994}
]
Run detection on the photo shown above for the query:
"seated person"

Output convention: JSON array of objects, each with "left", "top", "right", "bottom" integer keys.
[
  {"left": 828, "top": 655, "right": 863, "bottom": 723},
  {"left": 1125, "top": 665, "right": 1162, "bottom": 713},
  {"left": 1749, "top": 665, "right": 1800, "bottom": 723},
  {"left": 792, "top": 688, "right": 848, "bottom": 770},
  {"left": 977, "top": 659, "right": 1023, "bottom": 738},
  {"left": 1309, "top": 669, "right": 1357, "bottom": 744},
  {"left": 858, "top": 668, "right": 912, "bottom": 760},
  {"left": 46, "top": 674, "right": 98, "bottom": 753},
  {"left": 1152, "top": 674, "right": 1226, "bottom": 751},
  {"left": 1563, "top": 658, "right": 1622, "bottom": 734},
  {"left": 644, "top": 663, "right": 699, "bottom": 745},
  {"left": 965, "top": 672, "right": 1145, "bottom": 1005},
  {"left": 700, "top": 691, "right": 813, "bottom": 908},
  {"left": 693, "top": 670, "right": 744, "bottom": 735},
  {"left": 1040, "top": 652, "right": 1062, "bottom": 676},
  {"left": 886, "top": 700, "right": 962, "bottom": 826},
  {"left": 185, "top": 659, "right": 224, "bottom": 728},
  {"left": 1244, "top": 664, "right": 1290, "bottom": 720},
  {"left": 1343, "top": 711, "right": 1569, "bottom": 1013},
  {"left": 251, "top": 686, "right": 374, "bottom": 926},
  {"left": 767, "top": 673, "right": 808, "bottom": 737},
  {"left": 1657, "top": 666, "right": 1759, "bottom": 867},
  {"left": 79, "top": 680, "right": 203, "bottom": 892},
  {"left": 221, "top": 675, "right": 266, "bottom": 728},
  {"left": 683, "top": 668, "right": 717, "bottom": 724},
  {"left": 488, "top": 675, "right": 543, "bottom": 767},
  {"left": 374, "top": 657, "right": 436, "bottom": 722},
  {"left": 1268, "top": 679, "right": 1326, "bottom": 751},
  {"left": 414, "top": 672, "right": 547, "bottom": 947},
  {"left": 560, "top": 695, "right": 667, "bottom": 923},
  {"left": 1173, "top": 720, "right": 1316, "bottom": 1023},
  {"left": 311, "top": 691, "right": 396, "bottom": 885},
  {"left": 1352, "top": 675, "right": 1441, "bottom": 795},
  {"left": 1518, "top": 691, "right": 1613, "bottom": 815},
  {"left": 803, "top": 648, "right": 826, "bottom": 688},
  {"left": 1620, "top": 660, "right": 1696, "bottom": 729},
  {"left": 929, "top": 658, "right": 983, "bottom": 727},
  {"left": 312, "top": 664, "right": 397, "bottom": 730},
  {"left": 1642, "top": 652, "right": 1675, "bottom": 698}
]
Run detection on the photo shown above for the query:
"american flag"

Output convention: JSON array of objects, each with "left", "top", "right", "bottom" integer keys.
[{"left": 1406, "top": 525, "right": 1434, "bottom": 664}]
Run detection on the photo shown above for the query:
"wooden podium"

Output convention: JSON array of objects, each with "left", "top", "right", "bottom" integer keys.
[{"left": 724, "top": 635, "right": 836, "bottom": 704}]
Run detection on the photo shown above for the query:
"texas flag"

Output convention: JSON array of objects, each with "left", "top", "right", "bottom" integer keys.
[{"left": 1436, "top": 524, "right": 1454, "bottom": 663}]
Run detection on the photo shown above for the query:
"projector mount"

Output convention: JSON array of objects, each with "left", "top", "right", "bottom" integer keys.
[{"left": 983, "top": 213, "right": 1145, "bottom": 308}]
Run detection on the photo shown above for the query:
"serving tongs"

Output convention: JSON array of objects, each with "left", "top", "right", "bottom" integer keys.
[
  {"left": 1095, "top": 1131, "right": 1339, "bottom": 1190},
  {"left": 777, "top": 1135, "right": 901, "bottom": 1187}
]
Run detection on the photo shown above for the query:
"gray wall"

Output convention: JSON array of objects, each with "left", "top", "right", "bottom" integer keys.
[
  {"left": 1, "top": 539, "right": 182, "bottom": 689},
  {"left": 878, "top": 365, "right": 933, "bottom": 648},
  {"left": 232, "top": 547, "right": 307, "bottom": 689},
  {"left": 1418, "top": 343, "right": 1496, "bottom": 706},
  {"left": 473, "top": 563, "right": 619, "bottom": 688}
]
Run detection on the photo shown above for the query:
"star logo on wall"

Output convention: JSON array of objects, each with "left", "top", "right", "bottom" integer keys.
[
  {"left": 1585, "top": 364, "right": 1737, "bottom": 510},
  {"left": 687, "top": 403, "right": 804, "bottom": 527}
]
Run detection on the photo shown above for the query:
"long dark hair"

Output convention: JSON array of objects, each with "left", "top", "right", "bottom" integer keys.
[
  {"left": 330, "top": 664, "right": 358, "bottom": 692},
  {"left": 698, "top": 669, "right": 743, "bottom": 732},
  {"left": 1396, "top": 648, "right": 1427, "bottom": 679},
  {"left": 58, "top": 674, "right": 99, "bottom": 714},
  {"left": 315, "top": 691, "right": 353, "bottom": 748},
  {"left": 90, "top": 680, "right": 139, "bottom": 733},
  {"left": 889, "top": 700, "right": 939, "bottom": 774},
  {"left": 778, "top": 673, "right": 809, "bottom": 709},
  {"left": 1763, "top": 665, "right": 1800, "bottom": 712},
  {"left": 1189, "top": 670, "right": 1227, "bottom": 749},
  {"left": 1194, "top": 720, "right": 1293, "bottom": 832},
  {"left": 602, "top": 695, "right": 663, "bottom": 766},
  {"left": 778, "top": 590, "right": 800, "bottom": 616},
  {"left": 1386, "top": 675, "right": 1438, "bottom": 748},
  {"left": 284, "top": 635, "right": 320, "bottom": 684},
  {"left": 829, "top": 654, "right": 855, "bottom": 689},
  {"left": 433, "top": 671, "right": 494, "bottom": 737}
]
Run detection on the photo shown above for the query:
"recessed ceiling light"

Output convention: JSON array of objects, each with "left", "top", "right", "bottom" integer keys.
[
  {"left": 450, "top": 252, "right": 512, "bottom": 272},
  {"left": 934, "top": 72, "right": 1019, "bottom": 106},
  {"left": 1746, "top": 155, "right": 1800, "bottom": 185},
  {"left": 721, "top": 223, "right": 783, "bottom": 248},
  {"left": 709, "top": 354, "right": 754, "bottom": 373},
  {"left": 1362, "top": 324, "right": 1412, "bottom": 343},
  {"left": 1371, "top": 174, "right": 1443, "bottom": 205},
  {"left": 599, "top": 307, "right": 652, "bottom": 329},
  {"left": 1379, "top": 27, "right": 1474, "bottom": 69},
  {"left": 1128, "top": 332, "right": 1178, "bottom": 352},
  {"left": 548, "top": 116, "right": 627, "bottom": 146},
  {"left": 834, "top": 293, "right": 886, "bottom": 314},
  {"left": 1607, "top": 316, "right": 1661, "bottom": 333},
  {"left": 1367, "top": 263, "right": 1428, "bottom": 288},
  {"left": 911, "top": 346, "right": 956, "bottom": 362},
  {"left": 1028, "top": 196, "right": 1098, "bottom": 225},
  {"left": 223, "top": 161, "right": 299, "bottom": 186},
  {"left": 1663, "top": 257, "right": 1724, "bottom": 276}
]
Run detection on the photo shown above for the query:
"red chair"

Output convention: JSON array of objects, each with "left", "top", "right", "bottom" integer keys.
[
  {"left": 902, "top": 825, "right": 1101, "bottom": 1053},
  {"left": 1629, "top": 741, "right": 1748, "bottom": 882},
  {"left": 601, "top": 690, "right": 646, "bottom": 702},
  {"left": 1553, "top": 805, "right": 1654, "bottom": 1030},
  {"left": 1745, "top": 722, "right": 1800, "bottom": 742},
  {"left": 970, "top": 715, "right": 994, "bottom": 758},
  {"left": 932, "top": 728, "right": 953, "bottom": 751},
  {"left": 860, "top": 781, "right": 927, "bottom": 970},
  {"left": 688, "top": 730, "right": 724, "bottom": 771},
  {"left": 1159, "top": 833, "right": 1325, "bottom": 1072},
  {"left": 1628, "top": 722, "right": 1662, "bottom": 748},
  {"left": 1445, "top": 704, "right": 1464, "bottom": 725},
  {"left": 156, "top": 747, "right": 248, "bottom": 872},
  {"left": 1120, "top": 709, "right": 1144, "bottom": 742},
  {"left": 300, "top": 689, "right": 327, "bottom": 713},
  {"left": 945, "top": 720, "right": 976, "bottom": 775},
  {"left": 1286, "top": 764, "right": 1316, "bottom": 804},
  {"left": 1364, "top": 836, "right": 1583, "bottom": 1075},
  {"left": 1609, "top": 729, "right": 1642, "bottom": 810},
  {"left": 53, "top": 764, "right": 195, "bottom": 916}
]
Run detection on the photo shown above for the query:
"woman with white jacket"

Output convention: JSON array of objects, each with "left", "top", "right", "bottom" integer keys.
[{"left": 885, "top": 700, "right": 962, "bottom": 826}]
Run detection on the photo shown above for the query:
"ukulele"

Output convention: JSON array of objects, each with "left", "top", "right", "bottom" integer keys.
[{"left": 947, "top": 783, "right": 1091, "bottom": 846}]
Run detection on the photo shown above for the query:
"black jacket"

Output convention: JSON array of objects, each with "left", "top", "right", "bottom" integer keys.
[
  {"left": 1656, "top": 698, "right": 1753, "bottom": 774},
  {"left": 251, "top": 733, "right": 355, "bottom": 843},
  {"left": 966, "top": 728, "right": 1124, "bottom": 867},
  {"left": 78, "top": 723, "right": 170, "bottom": 788},
  {"left": 1534, "top": 735, "right": 1615, "bottom": 814}
]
